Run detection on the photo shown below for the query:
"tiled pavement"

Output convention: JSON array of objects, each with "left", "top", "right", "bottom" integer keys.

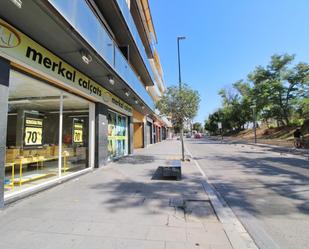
[{"left": 0, "top": 139, "right": 233, "bottom": 249}]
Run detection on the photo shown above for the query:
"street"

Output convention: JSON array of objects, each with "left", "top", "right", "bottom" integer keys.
[{"left": 185, "top": 137, "right": 309, "bottom": 249}]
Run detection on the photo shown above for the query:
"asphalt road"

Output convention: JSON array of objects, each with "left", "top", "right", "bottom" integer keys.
[{"left": 185, "top": 137, "right": 309, "bottom": 249}]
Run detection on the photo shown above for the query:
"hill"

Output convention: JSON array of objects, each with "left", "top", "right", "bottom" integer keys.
[{"left": 231, "top": 125, "right": 309, "bottom": 148}]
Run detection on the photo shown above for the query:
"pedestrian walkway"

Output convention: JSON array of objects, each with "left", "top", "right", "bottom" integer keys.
[{"left": 0, "top": 140, "right": 232, "bottom": 249}]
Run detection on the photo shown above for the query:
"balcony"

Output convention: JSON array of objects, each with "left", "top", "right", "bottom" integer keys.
[
  {"left": 47, "top": 0, "right": 154, "bottom": 110},
  {"left": 115, "top": 0, "right": 155, "bottom": 76}
]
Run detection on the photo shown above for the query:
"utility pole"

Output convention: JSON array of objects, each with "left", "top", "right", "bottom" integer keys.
[{"left": 251, "top": 105, "right": 257, "bottom": 143}]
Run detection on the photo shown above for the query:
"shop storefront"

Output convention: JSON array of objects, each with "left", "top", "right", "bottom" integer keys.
[
  {"left": 154, "top": 121, "right": 162, "bottom": 143},
  {"left": 145, "top": 117, "right": 153, "bottom": 146},
  {"left": 133, "top": 110, "right": 145, "bottom": 149},
  {"left": 162, "top": 127, "right": 167, "bottom": 140},
  {"left": 0, "top": 18, "right": 132, "bottom": 201}
]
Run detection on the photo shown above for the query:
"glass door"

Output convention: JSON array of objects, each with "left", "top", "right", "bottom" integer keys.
[{"left": 107, "top": 110, "right": 128, "bottom": 160}]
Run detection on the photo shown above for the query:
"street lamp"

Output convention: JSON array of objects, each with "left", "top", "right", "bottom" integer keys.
[
  {"left": 177, "top": 36, "right": 186, "bottom": 161},
  {"left": 177, "top": 36, "right": 186, "bottom": 90},
  {"left": 250, "top": 105, "right": 257, "bottom": 143}
]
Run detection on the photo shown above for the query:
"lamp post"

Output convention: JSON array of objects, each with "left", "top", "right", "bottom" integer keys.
[
  {"left": 177, "top": 36, "right": 186, "bottom": 160},
  {"left": 177, "top": 36, "right": 186, "bottom": 90},
  {"left": 250, "top": 105, "right": 257, "bottom": 143}
]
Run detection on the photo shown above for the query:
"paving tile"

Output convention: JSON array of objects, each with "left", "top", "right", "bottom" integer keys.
[
  {"left": 88, "top": 222, "right": 117, "bottom": 237},
  {"left": 204, "top": 223, "right": 226, "bottom": 232},
  {"left": 185, "top": 220, "right": 205, "bottom": 229},
  {"left": 110, "top": 224, "right": 150, "bottom": 240},
  {"left": 186, "top": 227, "right": 210, "bottom": 245},
  {"left": 0, "top": 230, "right": 34, "bottom": 248},
  {"left": 209, "top": 244, "right": 233, "bottom": 249},
  {"left": 187, "top": 228, "right": 231, "bottom": 246},
  {"left": 185, "top": 201, "right": 218, "bottom": 223},
  {"left": 76, "top": 236, "right": 116, "bottom": 249},
  {"left": 71, "top": 221, "right": 92, "bottom": 235},
  {"left": 7, "top": 231, "right": 83, "bottom": 249},
  {"left": 166, "top": 241, "right": 211, "bottom": 249},
  {"left": 165, "top": 241, "right": 187, "bottom": 249},
  {"left": 115, "top": 238, "right": 165, "bottom": 249},
  {"left": 146, "top": 226, "right": 187, "bottom": 242},
  {"left": 120, "top": 213, "right": 168, "bottom": 226},
  {"left": 166, "top": 214, "right": 187, "bottom": 227}
]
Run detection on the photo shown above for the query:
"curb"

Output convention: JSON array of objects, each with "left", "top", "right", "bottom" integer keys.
[{"left": 185, "top": 145, "right": 260, "bottom": 249}]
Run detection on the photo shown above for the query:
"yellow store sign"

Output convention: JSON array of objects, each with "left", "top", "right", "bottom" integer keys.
[
  {"left": 0, "top": 22, "right": 20, "bottom": 48},
  {"left": 0, "top": 18, "right": 132, "bottom": 116}
]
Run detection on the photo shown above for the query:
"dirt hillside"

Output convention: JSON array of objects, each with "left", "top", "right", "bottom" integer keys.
[{"left": 231, "top": 126, "right": 309, "bottom": 148}]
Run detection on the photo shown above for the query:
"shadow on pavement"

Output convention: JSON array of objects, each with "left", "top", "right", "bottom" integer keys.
[
  {"left": 206, "top": 155, "right": 309, "bottom": 215},
  {"left": 115, "top": 155, "right": 156, "bottom": 164},
  {"left": 89, "top": 175, "right": 211, "bottom": 218}
]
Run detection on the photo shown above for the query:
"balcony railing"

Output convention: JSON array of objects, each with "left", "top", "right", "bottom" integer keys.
[
  {"left": 115, "top": 0, "right": 155, "bottom": 83},
  {"left": 48, "top": 0, "right": 154, "bottom": 110}
]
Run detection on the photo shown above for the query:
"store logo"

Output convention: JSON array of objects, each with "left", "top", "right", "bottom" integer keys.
[{"left": 0, "top": 23, "right": 20, "bottom": 48}]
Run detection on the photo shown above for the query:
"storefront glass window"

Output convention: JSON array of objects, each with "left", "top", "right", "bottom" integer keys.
[
  {"left": 62, "top": 93, "right": 89, "bottom": 175},
  {"left": 4, "top": 70, "right": 90, "bottom": 194}
]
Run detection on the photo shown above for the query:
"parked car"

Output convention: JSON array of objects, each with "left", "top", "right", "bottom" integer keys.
[
  {"left": 186, "top": 133, "right": 192, "bottom": 138},
  {"left": 194, "top": 133, "right": 202, "bottom": 139}
]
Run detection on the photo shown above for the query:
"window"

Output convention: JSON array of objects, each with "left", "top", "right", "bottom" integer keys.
[{"left": 4, "top": 70, "right": 91, "bottom": 194}]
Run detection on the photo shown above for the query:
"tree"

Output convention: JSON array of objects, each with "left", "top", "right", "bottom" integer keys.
[
  {"left": 207, "top": 54, "right": 309, "bottom": 130},
  {"left": 204, "top": 109, "right": 224, "bottom": 134},
  {"left": 156, "top": 84, "right": 200, "bottom": 160},
  {"left": 215, "top": 86, "right": 252, "bottom": 132},
  {"left": 248, "top": 54, "right": 309, "bottom": 126},
  {"left": 193, "top": 122, "right": 203, "bottom": 132}
]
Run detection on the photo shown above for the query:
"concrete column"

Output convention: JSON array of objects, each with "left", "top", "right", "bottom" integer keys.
[
  {"left": 15, "top": 109, "right": 25, "bottom": 148},
  {"left": 152, "top": 125, "right": 155, "bottom": 144},
  {"left": 95, "top": 103, "right": 109, "bottom": 167},
  {"left": 0, "top": 57, "right": 10, "bottom": 208},
  {"left": 128, "top": 116, "right": 134, "bottom": 154},
  {"left": 143, "top": 121, "right": 147, "bottom": 148}
]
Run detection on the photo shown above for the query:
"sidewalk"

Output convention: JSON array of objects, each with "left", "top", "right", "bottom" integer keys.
[{"left": 0, "top": 140, "right": 233, "bottom": 249}]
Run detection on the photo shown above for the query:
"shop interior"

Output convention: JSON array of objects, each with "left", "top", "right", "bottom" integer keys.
[{"left": 5, "top": 70, "right": 90, "bottom": 193}]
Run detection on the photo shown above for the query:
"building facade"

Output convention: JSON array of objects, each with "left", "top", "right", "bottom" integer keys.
[{"left": 0, "top": 0, "right": 170, "bottom": 206}]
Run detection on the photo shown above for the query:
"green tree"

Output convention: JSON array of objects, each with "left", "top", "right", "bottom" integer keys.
[
  {"left": 217, "top": 87, "right": 251, "bottom": 131},
  {"left": 193, "top": 122, "right": 203, "bottom": 132},
  {"left": 156, "top": 84, "right": 200, "bottom": 160},
  {"left": 205, "top": 54, "right": 309, "bottom": 130},
  {"left": 204, "top": 109, "right": 224, "bottom": 134},
  {"left": 248, "top": 54, "right": 309, "bottom": 126}
]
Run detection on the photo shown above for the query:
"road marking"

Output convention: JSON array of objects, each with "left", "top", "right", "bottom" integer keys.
[{"left": 185, "top": 144, "right": 260, "bottom": 249}]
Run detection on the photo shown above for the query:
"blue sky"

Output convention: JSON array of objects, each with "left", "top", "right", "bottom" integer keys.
[{"left": 149, "top": 0, "right": 309, "bottom": 123}]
